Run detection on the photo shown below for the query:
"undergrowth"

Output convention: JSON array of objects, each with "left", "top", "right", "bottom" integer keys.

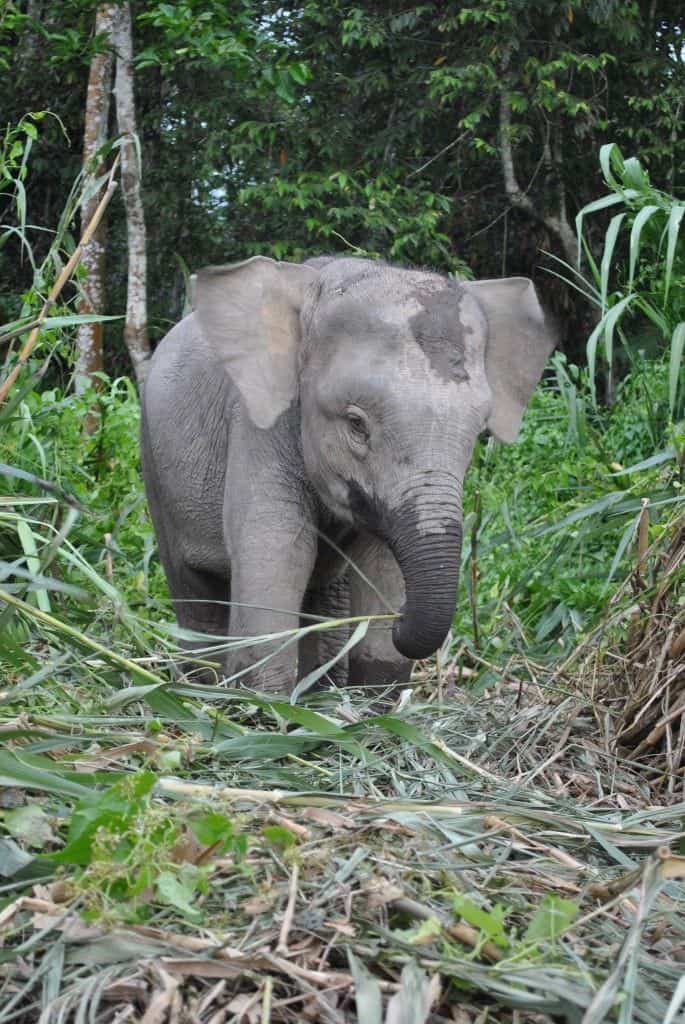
[{"left": 1, "top": 128, "right": 685, "bottom": 1023}]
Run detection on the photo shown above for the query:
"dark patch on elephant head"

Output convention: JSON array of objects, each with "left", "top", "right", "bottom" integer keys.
[
  {"left": 408, "top": 283, "right": 471, "bottom": 384},
  {"left": 346, "top": 478, "right": 393, "bottom": 536}
]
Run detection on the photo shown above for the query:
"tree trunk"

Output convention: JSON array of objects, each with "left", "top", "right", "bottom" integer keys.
[
  {"left": 499, "top": 90, "right": 578, "bottom": 270},
  {"left": 75, "top": 3, "right": 117, "bottom": 397},
  {"left": 112, "top": 0, "right": 151, "bottom": 385}
]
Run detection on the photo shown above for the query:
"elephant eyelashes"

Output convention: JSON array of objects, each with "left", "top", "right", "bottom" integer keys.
[{"left": 345, "top": 407, "right": 370, "bottom": 448}]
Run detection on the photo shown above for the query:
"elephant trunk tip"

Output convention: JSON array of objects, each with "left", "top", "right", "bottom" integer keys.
[{"left": 391, "top": 616, "right": 452, "bottom": 661}]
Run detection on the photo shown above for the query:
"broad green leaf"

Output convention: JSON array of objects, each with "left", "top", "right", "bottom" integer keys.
[
  {"left": 0, "top": 749, "right": 94, "bottom": 799},
  {"left": 453, "top": 893, "right": 509, "bottom": 947},
  {"left": 612, "top": 447, "right": 675, "bottom": 475},
  {"left": 605, "top": 516, "right": 640, "bottom": 588},
  {"left": 291, "top": 619, "right": 369, "bottom": 701},
  {"left": 585, "top": 314, "right": 605, "bottom": 407},
  {"left": 599, "top": 142, "right": 622, "bottom": 189},
  {"left": 525, "top": 894, "right": 579, "bottom": 942},
  {"left": 603, "top": 294, "right": 635, "bottom": 371},
  {"left": 535, "top": 491, "right": 627, "bottom": 537},
  {"left": 155, "top": 867, "right": 202, "bottom": 921},
  {"left": 262, "top": 824, "right": 297, "bottom": 849},
  {"left": 212, "top": 732, "right": 323, "bottom": 758},
  {"left": 622, "top": 155, "right": 649, "bottom": 191},
  {"left": 4, "top": 803, "right": 54, "bottom": 849}
]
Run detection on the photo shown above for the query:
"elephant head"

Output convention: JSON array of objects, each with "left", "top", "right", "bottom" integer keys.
[{"left": 195, "top": 256, "right": 555, "bottom": 662}]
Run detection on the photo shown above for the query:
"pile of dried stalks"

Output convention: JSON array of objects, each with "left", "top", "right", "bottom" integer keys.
[{"left": 561, "top": 507, "right": 685, "bottom": 799}]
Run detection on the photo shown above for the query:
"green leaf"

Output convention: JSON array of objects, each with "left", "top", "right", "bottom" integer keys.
[
  {"left": 4, "top": 803, "right": 54, "bottom": 849},
  {"left": 0, "top": 836, "right": 35, "bottom": 877},
  {"left": 599, "top": 142, "right": 623, "bottom": 189},
  {"left": 16, "top": 516, "right": 50, "bottom": 612},
  {"left": 55, "top": 771, "right": 157, "bottom": 866},
  {"left": 190, "top": 812, "right": 237, "bottom": 848},
  {"left": 603, "top": 294, "right": 635, "bottom": 371},
  {"left": 664, "top": 205, "right": 685, "bottom": 305},
  {"left": 452, "top": 893, "right": 509, "bottom": 948},
  {"left": 576, "top": 192, "right": 625, "bottom": 267},
  {"left": 0, "top": 749, "right": 94, "bottom": 800},
  {"left": 600, "top": 213, "right": 625, "bottom": 312},
  {"left": 262, "top": 824, "right": 297, "bottom": 849},
  {"left": 348, "top": 951, "right": 382, "bottom": 1024},
  {"left": 628, "top": 205, "right": 659, "bottom": 288},
  {"left": 524, "top": 894, "right": 579, "bottom": 942},
  {"left": 155, "top": 867, "right": 203, "bottom": 921}
]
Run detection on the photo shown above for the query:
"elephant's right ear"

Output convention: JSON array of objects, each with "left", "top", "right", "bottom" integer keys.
[{"left": 195, "top": 256, "right": 318, "bottom": 430}]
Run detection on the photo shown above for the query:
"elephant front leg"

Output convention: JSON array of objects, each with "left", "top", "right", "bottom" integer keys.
[{"left": 225, "top": 518, "right": 318, "bottom": 694}]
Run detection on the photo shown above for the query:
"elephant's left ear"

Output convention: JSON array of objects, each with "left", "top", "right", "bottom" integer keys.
[{"left": 464, "top": 278, "right": 557, "bottom": 443}]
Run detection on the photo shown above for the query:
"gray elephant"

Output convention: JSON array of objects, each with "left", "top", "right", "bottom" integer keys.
[{"left": 141, "top": 255, "right": 555, "bottom": 692}]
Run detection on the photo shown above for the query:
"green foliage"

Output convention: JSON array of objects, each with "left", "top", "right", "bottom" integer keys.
[
  {"left": 2, "top": 378, "right": 163, "bottom": 610},
  {"left": 570, "top": 143, "right": 685, "bottom": 416},
  {"left": 459, "top": 357, "right": 682, "bottom": 660},
  {"left": 48, "top": 771, "right": 246, "bottom": 923}
]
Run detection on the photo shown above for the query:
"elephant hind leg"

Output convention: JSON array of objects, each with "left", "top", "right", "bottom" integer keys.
[{"left": 166, "top": 562, "right": 231, "bottom": 673}]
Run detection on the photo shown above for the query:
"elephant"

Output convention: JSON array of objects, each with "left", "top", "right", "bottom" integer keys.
[{"left": 140, "top": 255, "right": 555, "bottom": 693}]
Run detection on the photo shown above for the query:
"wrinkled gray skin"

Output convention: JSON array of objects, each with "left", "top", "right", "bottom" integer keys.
[{"left": 141, "top": 256, "right": 555, "bottom": 692}]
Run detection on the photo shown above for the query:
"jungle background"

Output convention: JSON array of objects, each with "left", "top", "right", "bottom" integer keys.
[{"left": 1, "top": 2, "right": 685, "bottom": 1022}]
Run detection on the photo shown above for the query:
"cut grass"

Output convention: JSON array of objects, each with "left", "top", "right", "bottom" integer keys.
[{"left": 1, "top": 571, "right": 685, "bottom": 1022}]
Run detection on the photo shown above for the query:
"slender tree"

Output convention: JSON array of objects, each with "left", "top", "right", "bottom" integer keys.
[
  {"left": 75, "top": 2, "right": 117, "bottom": 394},
  {"left": 112, "top": 0, "right": 150, "bottom": 384}
]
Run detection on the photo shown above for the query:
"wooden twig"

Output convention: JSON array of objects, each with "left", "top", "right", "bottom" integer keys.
[
  {"left": 0, "top": 155, "right": 120, "bottom": 405},
  {"left": 276, "top": 861, "right": 300, "bottom": 955}
]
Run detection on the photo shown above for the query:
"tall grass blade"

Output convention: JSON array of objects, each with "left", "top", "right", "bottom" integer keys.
[
  {"left": 15, "top": 517, "right": 51, "bottom": 612},
  {"left": 600, "top": 213, "right": 625, "bottom": 312},
  {"left": 291, "top": 618, "right": 369, "bottom": 701},
  {"left": 603, "top": 294, "right": 635, "bottom": 372},
  {"left": 628, "top": 205, "right": 659, "bottom": 288},
  {"left": 575, "top": 193, "right": 625, "bottom": 266},
  {"left": 664, "top": 205, "right": 685, "bottom": 305},
  {"left": 668, "top": 323, "right": 685, "bottom": 415}
]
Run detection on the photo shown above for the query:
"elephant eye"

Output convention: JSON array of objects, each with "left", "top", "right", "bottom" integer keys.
[{"left": 345, "top": 407, "right": 370, "bottom": 445}]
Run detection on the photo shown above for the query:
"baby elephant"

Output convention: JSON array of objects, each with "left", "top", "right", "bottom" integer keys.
[{"left": 141, "top": 255, "right": 555, "bottom": 692}]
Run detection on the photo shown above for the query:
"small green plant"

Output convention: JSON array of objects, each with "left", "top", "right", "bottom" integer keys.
[{"left": 53, "top": 771, "right": 247, "bottom": 923}]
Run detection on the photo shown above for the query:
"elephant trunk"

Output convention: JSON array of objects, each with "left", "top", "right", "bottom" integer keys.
[{"left": 385, "top": 497, "right": 463, "bottom": 661}]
